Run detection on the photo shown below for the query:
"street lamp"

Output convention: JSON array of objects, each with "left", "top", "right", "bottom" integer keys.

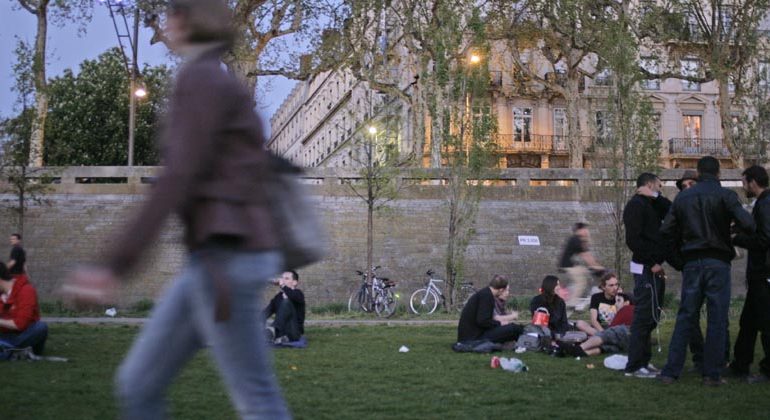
[
  {"left": 368, "top": 126, "right": 378, "bottom": 135},
  {"left": 101, "top": 0, "right": 141, "bottom": 166}
]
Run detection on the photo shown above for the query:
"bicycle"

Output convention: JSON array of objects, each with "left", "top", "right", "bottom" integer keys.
[
  {"left": 409, "top": 269, "right": 477, "bottom": 315},
  {"left": 347, "top": 266, "right": 399, "bottom": 318}
]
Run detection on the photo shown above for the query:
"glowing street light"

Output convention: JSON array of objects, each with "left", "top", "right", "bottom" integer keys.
[
  {"left": 134, "top": 86, "right": 147, "bottom": 98},
  {"left": 469, "top": 54, "right": 481, "bottom": 64},
  {"left": 368, "top": 126, "right": 378, "bottom": 135}
]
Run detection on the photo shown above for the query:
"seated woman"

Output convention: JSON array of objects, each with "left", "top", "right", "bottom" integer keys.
[{"left": 529, "top": 275, "right": 591, "bottom": 337}]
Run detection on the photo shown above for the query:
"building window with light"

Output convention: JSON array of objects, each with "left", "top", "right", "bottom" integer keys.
[
  {"left": 758, "top": 61, "right": 770, "bottom": 93},
  {"left": 512, "top": 107, "right": 533, "bottom": 142}
]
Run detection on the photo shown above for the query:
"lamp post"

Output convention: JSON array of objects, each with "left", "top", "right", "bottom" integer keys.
[{"left": 101, "top": 0, "right": 143, "bottom": 166}]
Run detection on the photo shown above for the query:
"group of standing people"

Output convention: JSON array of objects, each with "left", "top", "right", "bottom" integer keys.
[{"left": 624, "top": 156, "right": 768, "bottom": 385}]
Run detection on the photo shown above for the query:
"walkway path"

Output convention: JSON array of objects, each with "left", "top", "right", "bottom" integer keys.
[{"left": 43, "top": 317, "right": 457, "bottom": 327}]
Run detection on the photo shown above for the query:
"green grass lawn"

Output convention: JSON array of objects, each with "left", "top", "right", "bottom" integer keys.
[{"left": 3, "top": 320, "right": 768, "bottom": 420}]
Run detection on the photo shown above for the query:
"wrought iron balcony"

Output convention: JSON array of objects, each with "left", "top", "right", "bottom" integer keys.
[
  {"left": 668, "top": 138, "right": 730, "bottom": 157},
  {"left": 496, "top": 134, "right": 585, "bottom": 154}
]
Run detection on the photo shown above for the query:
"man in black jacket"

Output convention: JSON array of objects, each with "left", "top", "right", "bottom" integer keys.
[
  {"left": 622, "top": 172, "right": 672, "bottom": 378},
  {"left": 457, "top": 275, "right": 523, "bottom": 343},
  {"left": 729, "top": 165, "right": 770, "bottom": 384},
  {"left": 264, "top": 270, "right": 305, "bottom": 343},
  {"left": 659, "top": 156, "right": 755, "bottom": 386}
]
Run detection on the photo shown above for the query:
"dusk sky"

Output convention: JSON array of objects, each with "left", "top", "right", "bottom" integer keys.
[{"left": 0, "top": 2, "right": 296, "bottom": 135}]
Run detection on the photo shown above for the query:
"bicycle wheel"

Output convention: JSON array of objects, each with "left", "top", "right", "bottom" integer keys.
[
  {"left": 409, "top": 288, "right": 439, "bottom": 315},
  {"left": 455, "top": 285, "right": 476, "bottom": 312},
  {"left": 348, "top": 288, "right": 372, "bottom": 313},
  {"left": 374, "top": 289, "right": 398, "bottom": 318}
]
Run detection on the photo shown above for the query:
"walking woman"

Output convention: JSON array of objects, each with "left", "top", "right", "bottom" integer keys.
[{"left": 63, "top": 1, "right": 291, "bottom": 418}]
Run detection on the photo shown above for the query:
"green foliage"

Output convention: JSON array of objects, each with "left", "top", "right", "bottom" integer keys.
[{"left": 42, "top": 48, "right": 171, "bottom": 166}]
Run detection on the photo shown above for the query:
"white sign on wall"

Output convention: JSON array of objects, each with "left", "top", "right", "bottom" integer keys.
[{"left": 518, "top": 235, "right": 541, "bottom": 246}]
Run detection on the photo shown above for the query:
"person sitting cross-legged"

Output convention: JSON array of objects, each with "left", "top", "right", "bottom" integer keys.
[
  {"left": 0, "top": 262, "right": 48, "bottom": 359},
  {"left": 263, "top": 270, "right": 305, "bottom": 344},
  {"left": 457, "top": 275, "right": 523, "bottom": 344}
]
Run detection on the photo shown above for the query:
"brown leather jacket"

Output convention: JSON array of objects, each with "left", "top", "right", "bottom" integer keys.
[{"left": 106, "top": 46, "right": 278, "bottom": 276}]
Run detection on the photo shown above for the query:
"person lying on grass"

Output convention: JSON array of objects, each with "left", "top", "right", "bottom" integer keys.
[{"left": 563, "top": 294, "right": 634, "bottom": 357}]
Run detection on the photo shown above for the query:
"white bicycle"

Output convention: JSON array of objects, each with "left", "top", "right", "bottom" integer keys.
[{"left": 409, "top": 269, "right": 476, "bottom": 315}]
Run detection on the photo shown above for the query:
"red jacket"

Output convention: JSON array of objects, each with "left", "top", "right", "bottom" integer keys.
[
  {"left": 0, "top": 274, "right": 41, "bottom": 333},
  {"left": 609, "top": 304, "right": 634, "bottom": 327}
]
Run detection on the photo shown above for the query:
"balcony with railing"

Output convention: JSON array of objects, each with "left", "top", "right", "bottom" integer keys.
[
  {"left": 668, "top": 138, "right": 730, "bottom": 157},
  {"left": 496, "top": 134, "right": 579, "bottom": 154}
]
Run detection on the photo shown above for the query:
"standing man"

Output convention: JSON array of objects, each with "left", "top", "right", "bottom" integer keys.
[
  {"left": 558, "top": 223, "right": 604, "bottom": 309},
  {"left": 264, "top": 270, "right": 306, "bottom": 344},
  {"left": 623, "top": 172, "right": 672, "bottom": 378},
  {"left": 457, "top": 275, "right": 523, "bottom": 344},
  {"left": 659, "top": 156, "right": 755, "bottom": 386},
  {"left": 729, "top": 165, "right": 770, "bottom": 384},
  {"left": 7, "top": 233, "right": 26, "bottom": 279}
]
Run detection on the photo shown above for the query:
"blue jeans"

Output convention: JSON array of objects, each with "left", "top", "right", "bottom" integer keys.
[
  {"left": 662, "top": 258, "right": 731, "bottom": 380},
  {"left": 115, "top": 249, "right": 291, "bottom": 420},
  {"left": 0, "top": 321, "right": 48, "bottom": 359},
  {"left": 625, "top": 267, "right": 665, "bottom": 372}
]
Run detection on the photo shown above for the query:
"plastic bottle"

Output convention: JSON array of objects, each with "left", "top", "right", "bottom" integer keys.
[{"left": 499, "top": 357, "right": 528, "bottom": 372}]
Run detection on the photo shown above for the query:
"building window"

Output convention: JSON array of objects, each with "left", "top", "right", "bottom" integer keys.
[
  {"left": 651, "top": 113, "right": 662, "bottom": 139},
  {"left": 553, "top": 108, "right": 567, "bottom": 137},
  {"left": 758, "top": 61, "right": 770, "bottom": 92},
  {"left": 594, "top": 69, "right": 612, "bottom": 86},
  {"left": 595, "top": 111, "right": 612, "bottom": 143},
  {"left": 641, "top": 58, "right": 660, "bottom": 90},
  {"left": 512, "top": 107, "right": 533, "bottom": 142},
  {"left": 681, "top": 59, "right": 701, "bottom": 91},
  {"left": 683, "top": 114, "right": 702, "bottom": 139}
]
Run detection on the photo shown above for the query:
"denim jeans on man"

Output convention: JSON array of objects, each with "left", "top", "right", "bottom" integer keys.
[
  {"left": 115, "top": 249, "right": 291, "bottom": 420},
  {"left": 625, "top": 266, "right": 665, "bottom": 373},
  {"left": 0, "top": 321, "right": 48, "bottom": 360},
  {"left": 662, "top": 258, "right": 731, "bottom": 380}
]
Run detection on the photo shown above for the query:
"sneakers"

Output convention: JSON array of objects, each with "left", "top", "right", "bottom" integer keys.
[
  {"left": 646, "top": 363, "right": 661, "bottom": 374},
  {"left": 265, "top": 326, "right": 276, "bottom": 342},
  {"left": 703, "top": 377, "right": 727, "bottom": 387},
  {"left": 624, "top": 367, "right": 658, "bottom": 379},
  {"left": 747, "top": 373, "right": 770, "bottom": 384},
  {"left": 274, "top": 335, "right": 290, "bottom": 345}
]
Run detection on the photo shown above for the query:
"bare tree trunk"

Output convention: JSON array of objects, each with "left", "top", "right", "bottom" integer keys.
[
  {"left": 430, "top": 86, "right": 444, "bottom": 167},
  {"left": 29, "top": 0, "right": 50, "bottom": 167},
  {"left": 717, "top": 76, "right": 743, "bottom": 168},
  {"left": 445, "top": 177, "right": 459, "bottom": 306},
  {"left": 566, "top": 79, "right": 583, "bottom": 168}
]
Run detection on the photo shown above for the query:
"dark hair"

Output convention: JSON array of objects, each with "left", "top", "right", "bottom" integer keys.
[
  {"left": 168, "top": 0, "right": 234, "bottom": 45},
  {"left": 743, "top": 165, "right": 769, "bottom": 188},
  {"left": 573, "top": 222, "right": 589, "bottom": 232},
  {"left": 540, "top": 275, "right": 560, "bottom": 307},
  {"left": 697, "top": 156, "right": 720, "bottom": 176},
  {"left": 10, "top": 233, "right": 21, "bottom": 240},
  {"left": 489, "top": 274, "right": 508, "bottom": 290},
  {"left": 287, "top": 270, "right": 299, "bottom": 281},
  {"left": 0, "top": 262, "right": 11, "bottom": 281},
  {"left": 636, "top": 172, "right": 659, "bottom": 188},
  {"left": 599, "top": 271, "right": 617, "bottom": 288}
]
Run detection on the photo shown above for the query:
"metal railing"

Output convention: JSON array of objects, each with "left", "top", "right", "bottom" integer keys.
[
  {"left": 495, "top": 134, "right": 592, "bottom": 154},
  {"left": 668, "top": 138, "right": 730, "bottom": 157}
]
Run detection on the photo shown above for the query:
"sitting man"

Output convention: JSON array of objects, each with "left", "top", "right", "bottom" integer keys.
[
  {"left": 263, "top": 270, "right": 305, "bottom": 344},
  {"left": 564, "top": 294, "right": 634, "bottom": 357},
  {"left": 494, "top": 282, "right": 519, "bottom": 325},
  {"left": 579, "top": 272, "right": 632, "bottom": 336},
  {"left": 0, "top": 262, "right": 48, "bottom": 359},
  {"left": 457, "top": 275, "right": 523, "bottom": 344}
]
